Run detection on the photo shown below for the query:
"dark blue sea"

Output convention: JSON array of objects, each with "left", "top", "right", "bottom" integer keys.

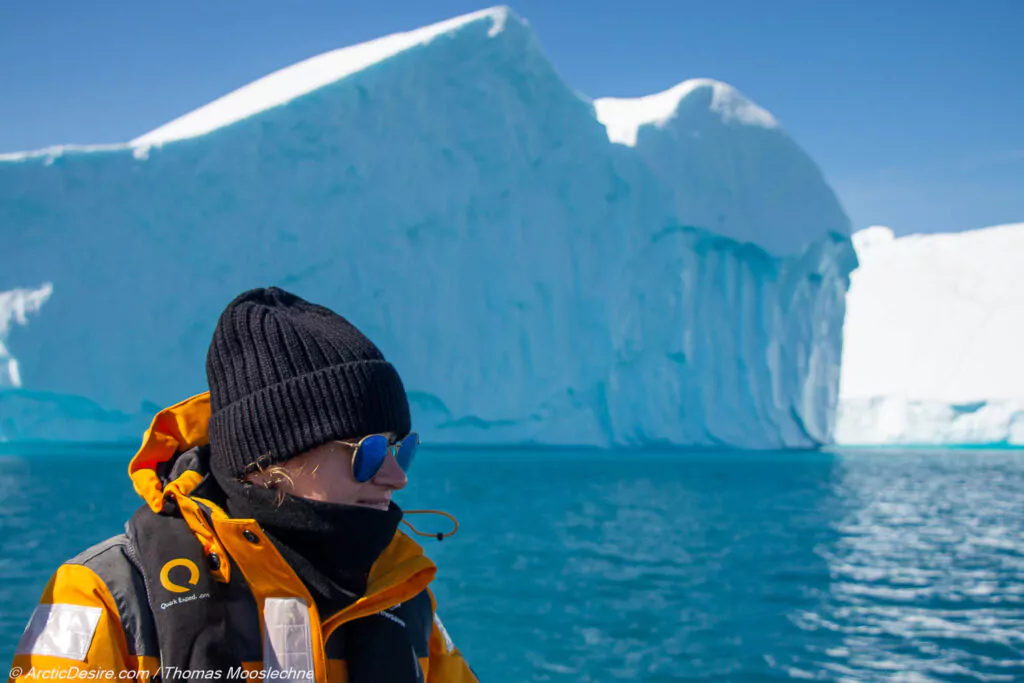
[{"left": 2, "top": 447, "right": 1022, "bottom": 682}]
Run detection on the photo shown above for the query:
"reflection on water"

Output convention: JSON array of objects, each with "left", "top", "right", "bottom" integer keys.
[
  {"left": 1, "top": 447, "right": 1022, "bottom": 681},
  {"left": 413, "top": 450, "right": 845, "bottom": 680},
  {"left": 805, "top": 451, "right": 1024, "bottom": 682}
]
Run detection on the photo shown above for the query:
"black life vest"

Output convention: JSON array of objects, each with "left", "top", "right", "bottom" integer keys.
[{"left": 124, "top": 500, "right": 432, "bottom": 682}]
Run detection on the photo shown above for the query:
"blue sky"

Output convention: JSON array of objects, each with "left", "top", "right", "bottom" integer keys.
[{"left": 2, "top": 0, "right": 1021, "bottom": 234}]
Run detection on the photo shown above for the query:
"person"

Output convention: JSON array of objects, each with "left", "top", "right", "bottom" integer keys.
[{"left": 10, "top": 287, "right": 477, "bottom": 683}]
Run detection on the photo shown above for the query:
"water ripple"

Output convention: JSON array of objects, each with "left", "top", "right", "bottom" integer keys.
[{"left": 2, "top": 448, "right": 1023, "bottom": 681}]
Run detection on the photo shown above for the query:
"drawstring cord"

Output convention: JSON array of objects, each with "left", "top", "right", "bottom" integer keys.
[{"left": 402, "top": 509, "right": 459, "bottom": 541}]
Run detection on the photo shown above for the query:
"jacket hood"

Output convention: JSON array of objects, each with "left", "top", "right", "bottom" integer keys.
[
  {"left": 127, "top": 392, "right": 438, "bottom": 597},
  {"left": 129, "top": 392, "right": 213, "bottom": 513}
]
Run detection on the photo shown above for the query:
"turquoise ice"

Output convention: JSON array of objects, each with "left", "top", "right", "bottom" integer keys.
[{"left": 0, "top": 8, "right": 854, "bottom": 447}]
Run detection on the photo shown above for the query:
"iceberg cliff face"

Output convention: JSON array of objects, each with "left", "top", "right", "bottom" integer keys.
[
  {"left": 0, "top": 284, "right": 52, "bottom": 389},
  {"left": 837, "top": 224, "right": 1024, "bottom": 446},
  {"left": 0, "top": 7, "right": 853, "bottom": 447}
]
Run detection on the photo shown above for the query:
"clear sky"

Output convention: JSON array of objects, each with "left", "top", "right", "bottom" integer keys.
[{"left": 2, "top": 0, "right": 1021, "bottom": 235}]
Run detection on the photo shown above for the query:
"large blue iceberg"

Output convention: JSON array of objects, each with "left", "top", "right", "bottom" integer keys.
[{"left": 0, "top": 7, "right": 854, "bottom": 448}]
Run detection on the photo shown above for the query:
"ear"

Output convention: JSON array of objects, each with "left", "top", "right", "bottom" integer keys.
[
  {"left": 245, "top": 465, "right": 296, "bottom": 491},
  {"left": 244, "top": 470, "right": 269, "bottom": 487}
]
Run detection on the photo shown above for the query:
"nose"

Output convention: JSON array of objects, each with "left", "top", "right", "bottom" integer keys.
[{"left": 372, "top": 450, "right": 407, "bottom": 490}]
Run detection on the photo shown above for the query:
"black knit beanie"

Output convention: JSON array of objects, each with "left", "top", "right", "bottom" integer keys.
[{"left": 206, "top": 287, "right": 411, "bottom": 480}]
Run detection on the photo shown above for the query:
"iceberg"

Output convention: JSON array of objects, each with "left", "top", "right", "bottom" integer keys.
[
  {"left": 0, "top": 7, "right": 854, "bottom": 448},
  {"left": 0, "top": 284, "right": 53, "bottom": 389},
  {"left": 837, "top": 224, "right": 1024, "bottom": 446}
]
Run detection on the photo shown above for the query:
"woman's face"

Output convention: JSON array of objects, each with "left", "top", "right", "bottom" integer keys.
[{"left": 245, "top": 432, "right": 407, "bottom": 509}]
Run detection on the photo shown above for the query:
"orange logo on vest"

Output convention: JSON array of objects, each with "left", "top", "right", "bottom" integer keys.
[{"left": 160, "top": 558, "right": 200, "bottom": 593}]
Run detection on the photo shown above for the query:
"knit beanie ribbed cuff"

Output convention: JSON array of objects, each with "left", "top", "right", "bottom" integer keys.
[{"left": 208, "top": 359, "right": 411, "bottom": 478}]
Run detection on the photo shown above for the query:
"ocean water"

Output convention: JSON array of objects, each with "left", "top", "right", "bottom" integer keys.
[{"left": 1, "top": 446, "right": 1022, "bottom": 682}]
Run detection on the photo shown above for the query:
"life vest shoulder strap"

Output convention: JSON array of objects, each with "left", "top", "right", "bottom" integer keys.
[{"left": 65, "top": 532, "right": 159, "bottom": 661}]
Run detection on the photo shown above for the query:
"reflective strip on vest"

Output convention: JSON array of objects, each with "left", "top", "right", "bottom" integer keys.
[
  {"left": 16, "top": 604, "right": 103, "bottom": 661},
  {"left": 433, "top": 613, "right": 455, "bottom": 653},
  {"left": 262, "top": 598, "right": 314, "bottom": 682}
]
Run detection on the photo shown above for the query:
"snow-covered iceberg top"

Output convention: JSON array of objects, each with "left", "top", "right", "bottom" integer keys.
[
  {"left": 0, "top": 143, "right": 129, "bottom": 164},
  {"left": 594, "top": 79, "right": 779, "bottom": 147},
  {"left": 837, "top": 223, "right": 1024, "bottom": 445},
  {"left": 1, "top": 5, "right": 847, "bottom": 257},
  {"left": 0, "top": 8, "right": 510, "bottom": 161},
  {"left": 133, "top": 7, "right": 511, "bottom": 147}
]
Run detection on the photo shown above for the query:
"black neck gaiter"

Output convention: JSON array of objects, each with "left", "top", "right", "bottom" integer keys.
[{"left": 215, "top": 474, "right": 403, "bottom": 618}]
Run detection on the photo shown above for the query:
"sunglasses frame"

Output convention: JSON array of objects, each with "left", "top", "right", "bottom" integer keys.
[{"left": 338, "top": 432, "right": 420, "bottom": 483}]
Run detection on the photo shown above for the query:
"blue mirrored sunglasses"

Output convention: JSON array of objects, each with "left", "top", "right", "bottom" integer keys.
[{"left": 341, "top": 432, "right": 420, "bottom": 483}]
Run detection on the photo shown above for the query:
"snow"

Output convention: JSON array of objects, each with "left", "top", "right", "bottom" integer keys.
[
  {"left": 594, "top": 79, "right": 779, "bottom": 147},
  {"left": 0, "top": 144, "right": 129, "bottom": 164},
  {"left": 837, "top": 223, "right": 1024, "bottom": 446},
  {"left": 0, "top": 284, "right": 53, "bottom": 388},
  {"left": 850, "top": 224, "right": 895, "bottom": 251},
  {"left": 0, "top": 8, "right": 853, "bottom": 447},
  {"left": 131, "top": 7, "right": 511, "bottom": 148}
]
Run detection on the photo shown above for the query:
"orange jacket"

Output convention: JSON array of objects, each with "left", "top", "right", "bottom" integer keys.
[{"left": 9, "top": 393, "right": 477, "bottom": 683}]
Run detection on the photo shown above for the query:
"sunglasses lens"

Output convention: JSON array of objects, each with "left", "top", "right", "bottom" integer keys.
[
  {"left": 352, "top": 434, "right": 388, "bottom": 482},
  {"left": 396, "top": 433, "right": 419, "bottom": 472}
]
